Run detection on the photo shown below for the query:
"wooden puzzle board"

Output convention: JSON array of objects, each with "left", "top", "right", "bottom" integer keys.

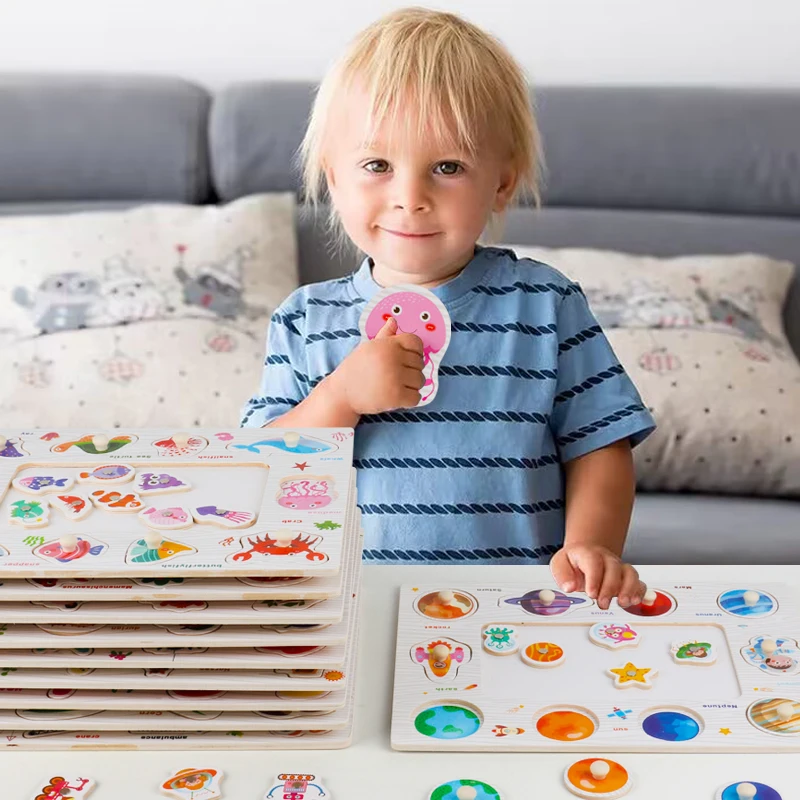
[
  {"left": 0, "top": 428, "right": 354, "bottom": 577},
  {"left": 391, "top": 583, "right": 800, "bottom": 753}
]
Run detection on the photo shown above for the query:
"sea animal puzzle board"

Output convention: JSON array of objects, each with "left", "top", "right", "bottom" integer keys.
[
  {"left": 0, "top": 428, "right": 354, "bottom": 577},
  {"left": 391, "top": 583, "right": 800, "bottom": 753}
]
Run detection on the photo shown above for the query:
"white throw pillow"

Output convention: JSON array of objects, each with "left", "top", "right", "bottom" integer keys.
[
  {"left": 506, "top": 245, "right": 800, "bottom": 497},
  {"left": 0, "top": 194, "right": 297, "bottom": 428}
]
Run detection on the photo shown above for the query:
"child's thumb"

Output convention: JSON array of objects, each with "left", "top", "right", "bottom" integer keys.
[{"left": 374, "top": 316, "right": 397, "bottom": 339}]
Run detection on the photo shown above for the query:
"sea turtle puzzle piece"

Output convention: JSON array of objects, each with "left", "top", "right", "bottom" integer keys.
[
  {"left": 276, "top": 476, "right": 337, "bottom": 510},
  {"left": 481, "top": 625, "right": 519, "bottom": 656},
  {"left": 412, "top": 638, "right": 470, "bottom": 681},
  {"left": 9, "top": 499, "right": 50, "bottom": 528},
  {"left": 90, "top": 489, "right": 143, "bottom": 512},
  {"left": 671, "top": 640, "right": 717, "bottom": 665},
  {"left": 126, "top": 534, "right": 197, "bottom": 565},
  {"left": 50, "top": 493, "right": 93, "bottom": 521},
  {"left": 741, "top": 635, "right": 800, "bottom": 676},
  {"left": 52, "top": 433, "right": 136, "bottom": 455},
  {"left": 12, "top": 474, "right": 74, "bottom": 495},
  {"left": 77, "top": 464, "right": 135, "bottom": 485},
  {"left": 608, "top": 662, "right": 658, "bottom": 689},
  {"left": 502, "top": 588, "right": 591, "bottom": 617},
  {"left": 34, "top": 535, "right": 108, "bottom": 564},
  {"left": 590, "top": 622, "right": 641, "bottom": 650},
  {"left": 29, "top": 775, "right": 96, "bottom": 800},
  {"left": 192, "top": 506, "right": 255, "bottom": 529},
  {"left": 136, "top": 472, "right": 191, "bottom": 495},
  {"left": 161, "top": 767, "right": 223, "bottom": 800},
  {"left": 360, "top": 284, "right": 451, "bottom": 407},
  {"left": 564, "top": 758, "right": 632, "bottom": 799},
  {"left": 263, "top": 773, "right": 331, "bottom": 800},
  {"left": 139, "top": 506, "right": 193, "bottom": 530}
]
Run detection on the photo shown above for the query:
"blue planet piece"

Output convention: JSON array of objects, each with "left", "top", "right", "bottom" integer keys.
[
  {"left": 233, "top": 437, "right": 333, "bottom": 454},
  {"left": 719, "top": 589, "right": 777, "bottom": 618},
  {"left": 718, "top": 782, "right": 782, "bottom": 800},
  {"left": 429, "top": 780, "right": 500, "bottom": 800},
  {"left": 642, "top": 711, "right": 701, "bottom": 742},
  {"left": 415, "top": 704, "right": 481, "bottom": 740},
  {"left": 503, "top": 589, "right": 588, "bottom": 616}
]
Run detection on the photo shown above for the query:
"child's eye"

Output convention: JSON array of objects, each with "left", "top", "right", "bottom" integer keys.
[
  {"left": 434, "top": 161, "right": 463, "bottom": 176},
  {"left": 363, "top": 160, "right": 390, "bottom": 174}
]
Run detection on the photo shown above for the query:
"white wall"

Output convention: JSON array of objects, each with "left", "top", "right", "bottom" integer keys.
[{"left": 2, "top": 0, "right": 798, "bottom": 88}]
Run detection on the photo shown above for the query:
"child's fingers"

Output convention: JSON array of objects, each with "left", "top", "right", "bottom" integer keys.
[
  {"left": 375, "top": 316, "right": 398, "bottom": 338},
  {"left": 618, "top": 566, "right": 642, "bottom": 608},
  {"left": 550, "top": 551, "right": 581, "bottom": 593},
  {"left": 396, "top": 332, "right": 424, "bottom": 354},
  {"left": 598, "top": 556, "right": 622, "bottom": 610},
  {"left": 402, "top": 351, "right": 426, "bottom": 371},
  {"left": 578, "top": 550, "right": 605, "bottom": 600}
]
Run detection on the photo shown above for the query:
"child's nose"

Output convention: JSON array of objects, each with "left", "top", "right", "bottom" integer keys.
[{"left": 392, "top": 175, "right": 431, "bottom": 213}]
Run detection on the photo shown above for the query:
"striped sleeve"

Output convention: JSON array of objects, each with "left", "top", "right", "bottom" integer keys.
[
  {"left": 550, "top": 284, "right": 656, "bottom": 461},
  {"left": 240, "top": 295, "right": 309, "bottom": 428}
]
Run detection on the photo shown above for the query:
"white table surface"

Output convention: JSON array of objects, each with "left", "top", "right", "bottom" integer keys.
[{"left": 3, "top": 564, "right": 798, "bottom": 800}]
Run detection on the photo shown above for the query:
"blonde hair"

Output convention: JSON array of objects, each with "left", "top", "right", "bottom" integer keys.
[{"left": 299, "top": 7, "right": 543, "bottom": 244}]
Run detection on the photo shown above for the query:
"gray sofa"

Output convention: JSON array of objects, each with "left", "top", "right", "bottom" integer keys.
[{"left": 1, "top": 74, "right": 799, "bottom": 564}]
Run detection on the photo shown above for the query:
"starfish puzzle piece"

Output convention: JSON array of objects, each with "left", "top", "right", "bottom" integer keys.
[{"left": 608, "top": 661, "right": 658, "bottom": 689}]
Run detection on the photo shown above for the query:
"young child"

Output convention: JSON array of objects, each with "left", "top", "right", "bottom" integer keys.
[{"left": 242, "top": 8, "right": 656, "bottom": 609}]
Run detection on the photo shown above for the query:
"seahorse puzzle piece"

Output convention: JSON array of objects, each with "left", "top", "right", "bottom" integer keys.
[
  {"left": 161, "top": 767, "right": 223, "bottom": 800},
  {"left": 90, "top": 489, "right": 143, "bottom": 512},
  {"left": 9, "top": 498, "right": 50, "bottom": 528},
  {"left": 359, "top": 285, "right": 451, "bottom": 407},
  {"left": 192, "top": 506, "right": 255, "bottom": 529},
  {"left": 12, "top": 474, "right": 75, "bottom": 495},
  {"left": 139, "top": 506, "right": 193, "bottom": 530}
]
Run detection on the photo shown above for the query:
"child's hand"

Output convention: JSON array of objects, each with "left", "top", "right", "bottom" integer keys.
[
  {"left": 330, "top": 316, "right": 426, "bottom": 415},
  {"left": 549, "top": 545, "right": 646, "bottom": 610}
]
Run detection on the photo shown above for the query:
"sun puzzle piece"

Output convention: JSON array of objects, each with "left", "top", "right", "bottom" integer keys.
[
  {"left": 49, "top": 492, "right": 93, "bottom": 521},
  {"left": 589, "top": 622, "right": 641, "bottom": 650},
  {"left": 481, "top": 625, "right": 519, "bottom": 656},
  {"left": 263, "top": 773, "right": 331, "bottom": 800},
  {"left": 12, "top": 474, "right": 74, "bottom": 494},
  {"left": 671, "top": 640, "right": 717, "bottom": 665},
  {"left": 192, "top": 505, "right": 255, "bottom": 529},
  {"left": 90, "top": 489, "right": 143, "bottom": 512},
  {"left": 715, "top": 781, "right": 783, "bottom": 800},
  {"left": 428, "top": 779, "right": 502, "bottom": 800},
  {"left": 139, "top": 506, "right": 193, "bottom": 530},
  {"left": 228, "top": 531, "right": 328, "bottom": 563},
  {"left": 136, "top": 472, "right": 191, "bottom": 495},
  {"left": 30, "top": 776, "right": 96, "bottom": 800},
  {"left": 413, "top": 638, "right": 470, "bottom": 681},
  {"left": 276, "top": 476, "right": 337, "bottom": 510},
  {"left": 161, "top": 767, "right": 223, "bottom": 800},
  {"left": 608, "top": 662, "right": 657, "bottom": 689},
  {"left": 34, "top": 535, "right": 108, "bottom": 564},
  {"left": 77, "top": 464, "right": 135, "bottom": 485},
  {"left": 521, "top": 641, "right": 565, "bottom": 668},
  {"left": 741, "top": 635, "right": 800, "bottom": 676},
  {"left": 126, "top": 535, "right": 197, "bottom": 565},
  {"left": 564, "top": 758, "right": 631, "bottom": 799},
  {"left": 502, "top": 588, "right": 591, "bottom": 616},
  {"left": 9, "top": 499, "right": 49, "bottom": 528}
]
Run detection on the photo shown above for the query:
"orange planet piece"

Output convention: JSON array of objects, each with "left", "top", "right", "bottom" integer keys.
[
  {"left": 537, "top": 710, "right": 596, "bottom": 741},
  {"left": 566, "top": 758, "right": 629, "bottom": 795},
  {"left": 524, "top": 642, "right": 564, "bottom": 663}
]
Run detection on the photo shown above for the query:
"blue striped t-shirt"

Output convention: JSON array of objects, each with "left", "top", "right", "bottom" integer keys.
[{"left": 241, "top": 246, "right": 655, "bottom": 565}]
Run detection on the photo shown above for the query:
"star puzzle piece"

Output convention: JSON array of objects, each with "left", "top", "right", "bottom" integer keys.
[{"left": 608, "top": 662, "right": 657, "bottom": 689}]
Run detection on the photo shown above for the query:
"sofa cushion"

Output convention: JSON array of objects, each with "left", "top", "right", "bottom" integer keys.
[
  {"left": 0, "top": 193, "right": 297, "bottom": 428},
  {"left": 508, "top": 245, "right": 800, "bottom": 497}
]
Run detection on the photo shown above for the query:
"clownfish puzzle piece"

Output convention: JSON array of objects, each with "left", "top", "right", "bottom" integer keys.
[
  {"left": 263, "top": 773, "right": 331, "bottom": 800},
  {"left": 12, "top": 474, "right": 75, "bottom": 495},
  {"left": 608, "top": 662, "right": 658, "bottom": 689},
  {"left": 29, "top": 775, "right": 97, "bottom": 800},
  {"left": 77, "top": 464, "right": 135, "bottom": 485},
  {"left": 161, "top": 767, "right": 223, "bottom": 800},
  {"left": 139, "top": 506, "right": 193, "bottom": 530},
  {"left": 90, "top": 489, "right": 143, "bottom": 512},
  {"left": 564, "top": 758, "right": 631, "bottom": 798},
  {"left": 359, "top": 284, "right": 452, "bottom": 407},
  {"left": 589, "top": 622, "right": 641, "bottom": 650},
  {"left": 9, "top": 498, "right": 50, "bottom": 528},
  {"left": 412, "top": 638, "right": 471, "bottom": 681}
]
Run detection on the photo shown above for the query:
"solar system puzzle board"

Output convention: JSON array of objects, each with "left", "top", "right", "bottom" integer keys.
[
  {"left": 391, "top": 583, "right": 800, "bottom": 753},
  {"left": 0, "top": 427, "right": 354, "bottom": 577}
]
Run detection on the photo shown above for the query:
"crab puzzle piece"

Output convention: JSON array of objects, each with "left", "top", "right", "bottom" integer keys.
[
  {"left": 413, "top": 638, "right": 470, "bottom": 681},
  {"left": 228, "top": 531, "right": 328, "bottom": 563}
]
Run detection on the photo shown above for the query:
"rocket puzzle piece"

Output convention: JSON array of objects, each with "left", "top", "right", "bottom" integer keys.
[{"left": 412, "top": 638, "right": 470, "bottom": 681}]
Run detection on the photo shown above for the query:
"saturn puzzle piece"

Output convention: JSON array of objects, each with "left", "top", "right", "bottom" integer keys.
[
  {"left": 608, "top": 662, "right": 658, "bottom": 689},
  {"left": 12, "top": 473, "right": 74, "bottom": 494},
  {"left": 359, "top": 284, "right": 451, "bottom": 407},
  {"left": 589, "top": 622, "right": 641, "bottom": 650},
  {"left": 502, "top": 588, "right": 591, "bottom": 616},
  {"left": 413, "top": 638, "right": 470, "bottom": 681},
  {"left": 161, "top": 767, "right": 223, "bottom": 800},
  {"left": 741, "top": 635, "right": 800, "bottom": 676}
]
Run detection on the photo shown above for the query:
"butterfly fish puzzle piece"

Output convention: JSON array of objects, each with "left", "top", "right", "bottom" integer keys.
[
  {"left": 161, "top": 767, "right": 223, "bottom": 800},
  {"left": 49, "top": 493, "right": 93, "bottom": 521},
  {"left": 139, "top": 506, "right": 193, "bottom": 530},
  {"left": 359, "top": 284, "right": 452, "bottom": 407},
  {"left": 192, "top": 505, "right": 255, "bottom": 529},
  {"left": 34, "top": 535, "right": 108, "bottom": 564},
  {"left": 30, "top": 775, "right": 97, "bottom": 800},
  {"left": 263, "top": 773, "right": 331, "bottom": 800},
  {"left": 126, "top": 535, "right": 197, "bottom": 565},
  {"left": 9, "top": 499, "right": 50, "bottom": 528},
  {"left": 90, "top": 489, "right": 143, "bottom": 512},
  {"left": 77, "top": 464, "right": 135, "bottom": 485},
  {"left": 12, "top": 474, "right": 75, "bottom": 495},
  {"left": 136, "top": 472, "right": 192, "bottom": 495}
]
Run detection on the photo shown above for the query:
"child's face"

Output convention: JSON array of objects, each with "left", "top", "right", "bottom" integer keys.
[{"left": 324, "top": 87, "right": 517, "bottom": 286}]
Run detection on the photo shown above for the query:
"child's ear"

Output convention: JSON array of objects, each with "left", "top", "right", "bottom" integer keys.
[
  {"left": 492, "top": 166, "right": 519, "bottom": 213},
  {"left": 323, "top": 159, "right": 336, "bottom": 190}
]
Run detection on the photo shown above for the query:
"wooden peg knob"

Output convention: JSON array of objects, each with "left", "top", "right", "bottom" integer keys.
[
  {"left": 274, "top": 531, "right": 294, "bottom": 546},
  {"left": 736, "top": 783, "right": 757, "bottom": 800},
  {"left": 539, "top": 589, "right": 556, "bottom": 606},
  {"left": 0, "top": 435, "right": 7, "bottom": 449},
  {"left": 456, "top": 788, "right": 477, "bottom": 800},
  {"left": 743, "top": 590, "right": 760, "bottom": 607},
  {"left": 642, "top": 589, "right": 657, "bottom": 606},
  {"left": 431, "top": 644, "right": 450, "bottom": 661},
  {"left": 761, "top": 639, "right": 778, "bottom": 656},
  {"left": 590, "top": 760, "right": 611, "bottom": 780},
  {"left": 144, "top": 531, "right": 162, "bottom": 549},
  {"left": 438, "top": 590, "right": 454, "bottom": 604},
  {"left": 777, "top": 701, "right": 795, "bottom": 721},
  {"left": 59, "top": 534, "right": 78, "bottom": 552},
  {"left": 283, "top": 431, "right": 300, "bottom": 448},
  {"left": 92, "top": 434, "right": 109, "bottom": 452},
  {"left": 172, "top": 432, "right": 191, "bottom": 448}
]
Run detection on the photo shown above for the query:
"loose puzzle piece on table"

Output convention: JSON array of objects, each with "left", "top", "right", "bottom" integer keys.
[
  {"left": 30, "top": 775, "right": 96, "bottom": 800},
  {"left": 161, "top": 767, "right": 223, "bottom": 800},
  {"left": 263, "top": 773, "right": 331, "bottom": 800}
]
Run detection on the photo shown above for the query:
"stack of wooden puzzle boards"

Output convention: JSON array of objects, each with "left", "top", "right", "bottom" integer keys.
[{"left": 0, "top": 427, "right": 362, "bottom": 750}]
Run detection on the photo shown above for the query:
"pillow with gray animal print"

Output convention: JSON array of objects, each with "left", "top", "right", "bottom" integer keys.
[
  {"left": 0, "top": 193, "right": 298, "bottom": 428},
  {"left": 506, "top": 245, "right": 800, "bottom": 497}
]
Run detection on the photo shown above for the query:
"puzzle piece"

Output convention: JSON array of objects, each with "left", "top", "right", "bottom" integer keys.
[
  {"left": 49, "top": 493, "right": 93, "bottom": 521},
  {"left": 29, "top": 775, "right": 96, "bottom": 800},
  {"left": 90, "top": 489, "right": 143, "bottom": 512},
  {"left": 139, "top": 506, "right": 193, "bottom": 530},
  {"left": 413, "top": 638, "right": 470, "bottom": 681},
  {"left": 192, "top": 505, "right": 255, "bottom": 529},
  {"left": 161, "top": 767, "right": 222, "bottom": 800},
  {"left": 9, "top": 499, "right": 50, "bottom": 528},
  {"left": 136, "top": 472, "right": 192, "bottom": 495},
  {"left": 77, "top": 464, "right": 135, "bottom": 485},
  {"left": 12, "top": 474, "right": 74, "bottom": 495}
]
